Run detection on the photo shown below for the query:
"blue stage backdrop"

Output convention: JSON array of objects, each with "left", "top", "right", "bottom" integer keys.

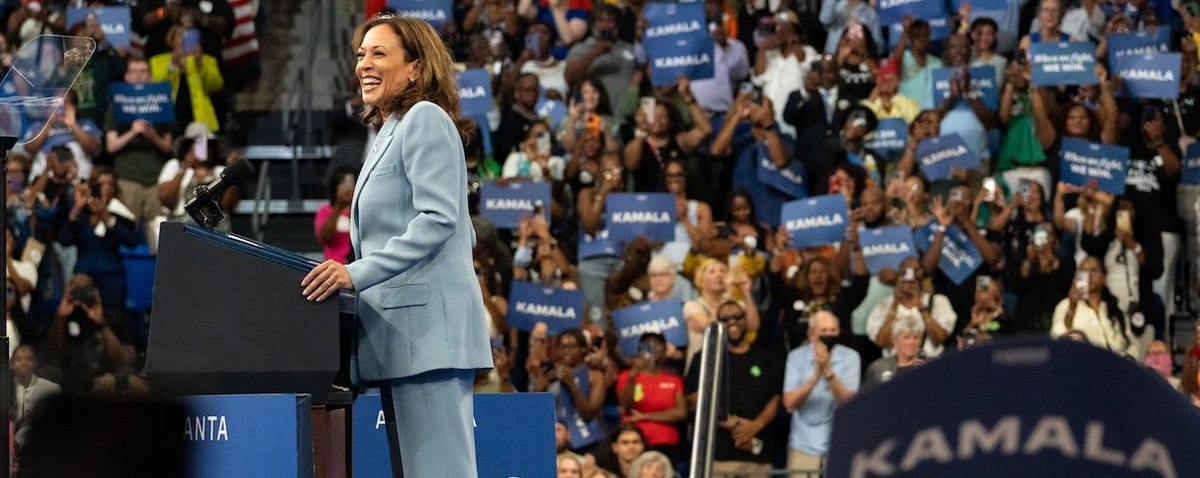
[
  {"left": 354, "top": 391, "right": 557, "bottom": 477},
  {"left": 828, "top": 338, "right": 1200, "bottom": 477},
  {"left": 179, "top": 394, "right": 313, "bottom": 478}
]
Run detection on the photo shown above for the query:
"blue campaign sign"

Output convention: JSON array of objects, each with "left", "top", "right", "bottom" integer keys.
[
  {"left": 1182, "top": 143, "right": 1200, "bottom": 185},
  {"left": 1116, "top": 53, "right": 1181, "bottom": 99},
  {"left": 828, "top": 338, "right": 1200, "bottom": 477},
  {"left": 536, "top": 95, "right": 568, "bottom": 131},
  {"left": 612, "top": 299, "right": 687, "bottom": 357},
  {"left": 479, "top": 180, "right": 551, "bottom": 229},
  {"left": 606, "top": 193, "right": 676, "bottom": 243},
  {"left": 781, "top": 194, "right": 850, "bottom": 249},
  {"left": 859, "top": 225, "right": 917, "bottom": 274},
  {"left": 578, "top": 228, "right": 620, "bottom": 260},
  {"left": 457, "top": 69, "right": 493, "bottom": 118},
  {"left": 866, "top": 118, "right": 909, "bottom": 160},
  {"left": 878, "top": 0, "right": 945, "bottom": 27},
  {"left": 1106, "top": 29, "right": 1171, "bottom": 69},
  {"left": 931, "top": 66, "right": 1000, "bottom": 110},
  {"left": 109, "top": 82, "right": 173, "bottom": 125},
  {"left": 388, "top": 0, "right": 453, "bottom": 29},
  {"left": 643, "top": 1, "right": 715, "bottom": 87},
  {"left": 1059, "top": 138, "right": 1129, "bottom": 195},
  {"left": 1030, "top": 42, "right": 1098, "bottom": 87},
  {"left": 757, "top": 148, "right": 807, "bottom": 199},
  {"left": 914, "top": 222, "right": 983, "bottom": 285},
  {"left": 179, "top": 394, "right": 312, "bottom": 478},
  {"left": 354, "top": 391, "right": 557, "bottom": 478},
  {"left": 507, "top": 281, "right": 585, "bottom": 335},
  {"left": 916, "top": 133, "right": 981, "bottom": 181},
  {"left": 67, "top": 7, "right": 132, "bottom": 50}
]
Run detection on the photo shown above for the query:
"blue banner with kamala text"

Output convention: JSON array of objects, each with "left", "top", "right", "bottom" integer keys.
[
  {"left": 858, "top": 225, "right": 917, "bottom": 274},
  {"left": 781, "top": 194, "right": 849, "bottom": 249},
  {"left": 606, "top": 193, "right": 676, "bottom": 243},
  {"left": 507, "top": 281, "right": 584, "bottom": 336},
  {"left": 1116, "top": 53, "right": 1181, "bottom": 99},
  {"left": 110, "top": 82, "right": 174, "bottom": 125},
  {"left": 643, "top": 1, "right": 715, "bottom": 87},
  {"left": 479, "top": 180, "right": 551, "bottom": 229},
  {"left": 612, "top": 299, "right": 687, "bottom": 357},
  {"left": 1030, "top": 42, "right": 1097, "bottom": 87},
  {"left": 757, "top": 150, "right": 807, "bottom": 199},
  {"left": 916, "top": 133, "right": 980, "bottom": 181},
  {"left": 388, "top": 0, "right": 453, "bottom": 29},
  {"left": 1106, "top": 29, "right": 1171, "bottom": 69},
  {"left": 67, "top": 6, "right": 132, "bottom": 50},
  {"left": 456, "top": 69, "right": 493, "bottom": 118},
  {"left": 1059, "top": 138, "right": 1128, "bottom": 195}
]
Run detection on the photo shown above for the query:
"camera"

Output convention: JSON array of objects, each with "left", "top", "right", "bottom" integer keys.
[
  {"left": 598, "top": 29, "right": 617, "bottom": 43},
  {"left": 70, "top": 284, "right": 99, "bottom": 305}
]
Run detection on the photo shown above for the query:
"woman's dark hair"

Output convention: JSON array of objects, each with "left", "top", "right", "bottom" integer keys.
[
  {"left": 662, "top": 158, "right": 687, "bottom": 190},
  {"left": 724, "top": 188, "right": 757, "bottom": 223},
  {"left": 970, "top": 17, "right": 999, "bottom": 33},
  {"left": 1057, "top": 101, "right": 1102, "bottom": 142},
  {"left": 557, "top": 328, "right": 588, "bottom": 349},
  {"left": 656, "top": 101, "right": 685, "bottom": 137},
  {"left": 89, "top": 165, "right": 121, "bottom": 199},
  {"left": 839, "top": 22, "right": 879, "bottom": 59},
  {"left": 569, "top": 78, "right": 615, "bottom": 116},
  {"left": 593, "top": 423, "right": 647, "bottom": 475},
  {"left": 795, "top": 256, "right": 843, "bottom": 299},
  {"left": 326, "top": 164, "right": 360, "bottom": 203},
  {"left": 832, "top": 162, "right": 869, "bottom": 202},
  {"left": 1081, "top": 256, "right": 1133, "bottom": 351}
]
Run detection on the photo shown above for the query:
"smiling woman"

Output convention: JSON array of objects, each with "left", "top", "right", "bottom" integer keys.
[{"left": 300, "top": 14, "right": 492, "bottom": 478}]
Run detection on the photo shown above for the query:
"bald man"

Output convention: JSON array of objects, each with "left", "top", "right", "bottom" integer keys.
[{"left": 782, "top": 310, "right": 860, "bottom": 475}]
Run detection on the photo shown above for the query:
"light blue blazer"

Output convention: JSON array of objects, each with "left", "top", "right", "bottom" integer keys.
[{"left": 345, "top": 101, "right": 493, "bottom": 383}]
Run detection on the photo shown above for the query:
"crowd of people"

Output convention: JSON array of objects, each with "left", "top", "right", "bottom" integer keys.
[
  {"left": 337, "top": 0, "right": 1200, "bottom": 476},
  {"left": 0, "top": 0, "right": 264, "bottom": 469}
]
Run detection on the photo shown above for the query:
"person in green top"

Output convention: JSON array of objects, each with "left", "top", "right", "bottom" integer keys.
[
  {"left": 996, "top": 58, "right": 1050, "bottom": 196},
  {"left": 103, "top": 57, "right": 174, "bottom": 245}
]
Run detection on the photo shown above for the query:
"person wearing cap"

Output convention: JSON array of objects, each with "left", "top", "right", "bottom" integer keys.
[
  {"left": 860, "top": 58, "right": 919, "bottom": 124},
  {"left": 751, "top": 9, "right": 818, "bottom": 138}
]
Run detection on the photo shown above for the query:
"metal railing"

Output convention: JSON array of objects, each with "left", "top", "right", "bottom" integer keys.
[{"left": 689, "top": 322, "right": 729, "bottom": 478}]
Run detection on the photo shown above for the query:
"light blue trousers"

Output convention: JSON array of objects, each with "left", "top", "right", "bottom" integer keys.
[{"left": 380, "top": 368, "right": 477, "bottom": 478}]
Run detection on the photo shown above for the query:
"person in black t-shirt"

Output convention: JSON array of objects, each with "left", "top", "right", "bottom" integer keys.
[{"left": 684, "top": 300, "right": 782, "bottom": 474}]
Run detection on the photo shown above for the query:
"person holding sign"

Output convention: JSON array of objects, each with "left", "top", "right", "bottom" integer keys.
[
  {"left": 528, "top": 329, "right": 609, "bottom": 455},
  {"left": 301, "top": 16, "right": 492, "bottom": 478},
  {"left": 865, "top": 258, "right": 957, "bottom": 358},
  {"left": 105, "top": 57, "right": 176, "bottom": 232},
  {"left": 1019, "top": 0, "right": 1070, "bottom": 52}
]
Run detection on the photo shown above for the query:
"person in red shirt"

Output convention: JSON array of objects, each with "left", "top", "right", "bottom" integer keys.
[{"left": 616, "top": 332, "right": 688, "bottom": 462}]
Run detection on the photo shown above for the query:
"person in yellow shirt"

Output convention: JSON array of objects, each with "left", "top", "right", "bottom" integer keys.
[
  {"left": 859, "top": 58, "right": 919, "bottom": 124},
  {"left": 149, "top": 25, "right": 224, "bottom": 134}
]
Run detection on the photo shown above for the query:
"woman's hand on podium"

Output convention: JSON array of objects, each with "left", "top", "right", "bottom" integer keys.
[{"left": 302, "top": 260, "right": 354, "bottom": 302}]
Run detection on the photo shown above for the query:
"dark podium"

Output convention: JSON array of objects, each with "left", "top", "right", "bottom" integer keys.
[{"left": 145, "top": 222, "right": 343, "bottom": 403}]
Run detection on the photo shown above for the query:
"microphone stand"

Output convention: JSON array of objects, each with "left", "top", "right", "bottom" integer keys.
[{"left": 183, "top": 185, "right": 225, "bottom": 230}]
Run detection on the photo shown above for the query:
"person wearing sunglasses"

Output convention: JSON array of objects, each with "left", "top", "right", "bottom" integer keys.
[{"left": 684, "top": 300, "right": 781, "bottom": 475}]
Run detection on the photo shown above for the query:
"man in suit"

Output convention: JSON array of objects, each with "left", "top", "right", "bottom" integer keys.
[
  {"left": 304, "top": 16, "right": 492, "bottom": 478},
  {"left": 784, "top": 58, "right": 849, "bottom": 195}
]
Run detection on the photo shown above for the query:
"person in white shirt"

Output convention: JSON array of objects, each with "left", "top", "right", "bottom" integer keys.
[
  {"left": 11, "top": 344, "right": 61, "bottom": 446},
  {"left": 866, "top": 258, "right": 957, "bottom": 359}
]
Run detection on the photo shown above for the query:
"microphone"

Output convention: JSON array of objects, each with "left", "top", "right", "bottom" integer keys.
[{"left": 184, "top": 157, "right": 256, "bottom": 229}]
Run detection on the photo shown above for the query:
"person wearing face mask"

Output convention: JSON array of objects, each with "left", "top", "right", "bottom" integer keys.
[
  {"left": 866, "top": 259, "right": 957, "bottom": 359},
  {"left": 782, "top": 310, "right": 859, "bottom": 474},
  {"left": 684, "top": 300, "right": 782, "bottom": 475},
  {"left": 861, "top": 315, "right": 924, "bottom": 392},
  {"left": 1143, "top": 340, "right": 1180, "bottom": 390}
]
